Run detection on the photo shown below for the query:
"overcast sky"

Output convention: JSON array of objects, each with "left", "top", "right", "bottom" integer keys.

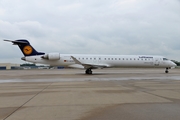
[{"left": 0, "top": 0, "right": 180, "bottom": 64}]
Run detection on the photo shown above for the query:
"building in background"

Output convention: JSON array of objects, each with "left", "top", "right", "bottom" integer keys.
[
  {"left": 0, "top": 63, "right": 65, "bottom": 70},
  {"left": 0, "top": 63, "right": 20, "bottom": 70}
]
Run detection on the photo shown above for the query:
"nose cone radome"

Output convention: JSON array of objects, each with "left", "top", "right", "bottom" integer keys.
[{"left": 170, "top": 61, "right": 177, "bottom": 68}]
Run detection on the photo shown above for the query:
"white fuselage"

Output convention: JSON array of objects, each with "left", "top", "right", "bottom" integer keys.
[{"left": 23, "top": 54, "right": 176, "bottom": 69}]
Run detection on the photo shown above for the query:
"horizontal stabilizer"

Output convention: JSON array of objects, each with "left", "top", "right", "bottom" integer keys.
[{"left": 4, "top": 39, "right": 28, "bottom": 45}]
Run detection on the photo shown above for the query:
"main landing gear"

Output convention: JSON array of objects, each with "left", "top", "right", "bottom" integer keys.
[
  {"left": 165, "top": 67, "right": 169, "bottom": 73},
  {"left": 85, "top": 68, "right": 92, "bottom": 74}
]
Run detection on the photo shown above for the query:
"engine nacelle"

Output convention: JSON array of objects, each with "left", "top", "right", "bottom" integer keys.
[{"left": 42, "top": 53, "right": 60, "bottom": 60}]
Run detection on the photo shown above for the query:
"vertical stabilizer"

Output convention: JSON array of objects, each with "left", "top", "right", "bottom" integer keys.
[{"left": 4, "top": 39, "right": 45, "bottom": 56}]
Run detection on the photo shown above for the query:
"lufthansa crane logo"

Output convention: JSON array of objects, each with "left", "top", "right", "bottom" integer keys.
[{"left": 23, "top": 45, "right": 33, "bottom": 55}]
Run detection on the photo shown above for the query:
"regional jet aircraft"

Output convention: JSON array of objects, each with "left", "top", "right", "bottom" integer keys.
[{"left": 4, "top": 39, "right": 176, "bottom": 74}]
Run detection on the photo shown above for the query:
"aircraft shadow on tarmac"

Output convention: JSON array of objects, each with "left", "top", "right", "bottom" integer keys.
[{"left": 75, "top": 72, "right": 151, "bottom": 76}]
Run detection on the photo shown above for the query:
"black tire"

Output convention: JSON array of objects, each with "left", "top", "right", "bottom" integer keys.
[{"left": 85, "top": 69, "right": 92, "bottom": 74}]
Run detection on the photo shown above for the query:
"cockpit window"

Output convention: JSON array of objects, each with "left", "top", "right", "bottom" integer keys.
[{"left": 163, "top": 58, "right": 168, "bottom": 61}]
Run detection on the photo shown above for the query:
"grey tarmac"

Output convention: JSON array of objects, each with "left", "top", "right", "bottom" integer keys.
[{"left": 0, "top": 68, "right": 180, "bottom": 120}]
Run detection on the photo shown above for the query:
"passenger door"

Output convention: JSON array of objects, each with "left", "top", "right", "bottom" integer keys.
[{"left": 154, "top": 58, "right": 160, "bottom": 66}]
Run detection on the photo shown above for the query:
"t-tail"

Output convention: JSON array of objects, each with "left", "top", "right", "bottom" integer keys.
[{"left": 4, "top": 39, "right": 45, "bottom": 56}]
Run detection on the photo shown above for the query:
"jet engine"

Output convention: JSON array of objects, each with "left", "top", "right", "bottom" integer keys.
[{"left": 42, "top": 53, "right": 60, "bottom": 60}]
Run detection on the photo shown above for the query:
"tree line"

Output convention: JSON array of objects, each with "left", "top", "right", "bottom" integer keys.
[{"left": 171, "top": 60, "right": 180, "bottom": 66}]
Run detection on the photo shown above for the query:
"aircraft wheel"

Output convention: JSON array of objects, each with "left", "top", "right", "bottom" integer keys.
[
  {"left": 86, "top": 69, "right": 92, "bottom": 74},
  {"left": 165, "top": 68, "right": 169, "bottom": 73}
]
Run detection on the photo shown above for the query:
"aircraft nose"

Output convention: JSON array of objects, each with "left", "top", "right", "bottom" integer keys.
[{"left": 170, "top": 61, "right": 177, "bottom": 67}]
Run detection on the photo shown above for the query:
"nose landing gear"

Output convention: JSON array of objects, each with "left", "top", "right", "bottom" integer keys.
[{"left": 165, "top": 68, "right": 169, "bottom": 73}]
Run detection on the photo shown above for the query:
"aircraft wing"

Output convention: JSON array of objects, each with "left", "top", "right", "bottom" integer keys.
[{"left": 71, "top": 56, "right": 109, "bottom": 69}]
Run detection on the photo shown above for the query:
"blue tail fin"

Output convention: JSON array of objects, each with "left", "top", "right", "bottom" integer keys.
[{"left": 4, "top": 39, "right": 45, "bottom": 56}]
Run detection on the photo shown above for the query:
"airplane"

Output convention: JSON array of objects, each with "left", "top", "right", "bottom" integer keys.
[{"left": 4, "top": 39, "right": 177, "bottom": 74}]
